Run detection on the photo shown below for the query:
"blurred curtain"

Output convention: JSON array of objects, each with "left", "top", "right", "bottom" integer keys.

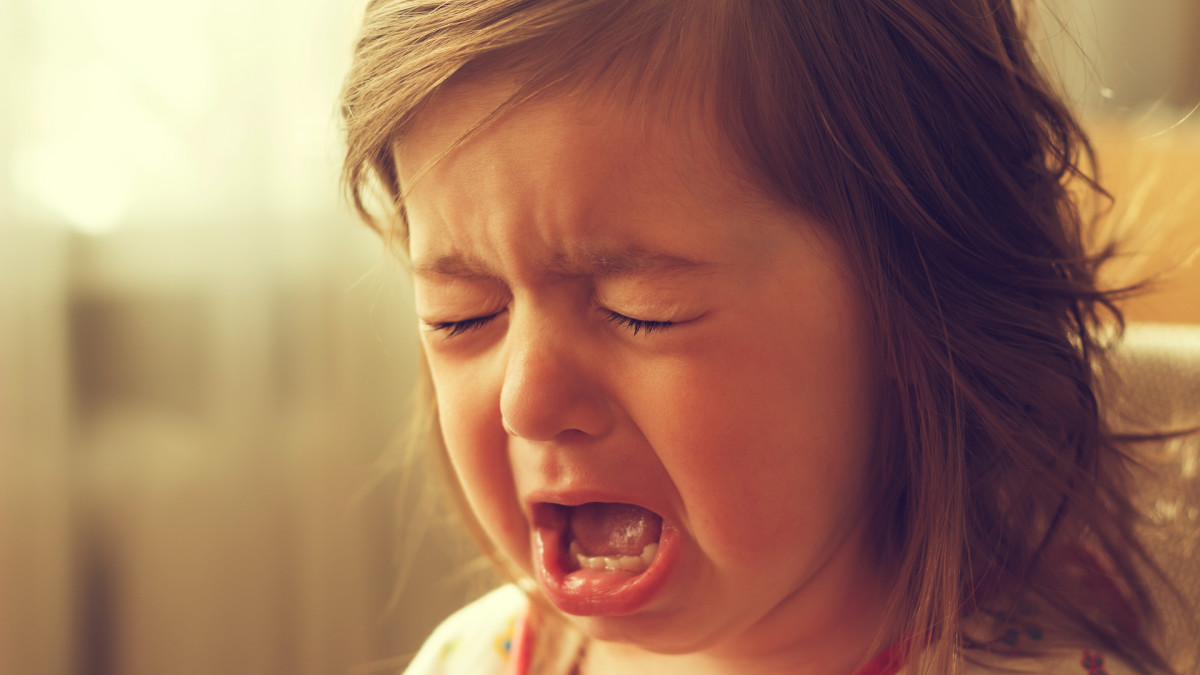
[{"left": 0, "top": 1, "right": 479, "bottom": 674}]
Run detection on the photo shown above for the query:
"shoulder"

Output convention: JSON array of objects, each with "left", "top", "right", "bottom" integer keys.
[
  {"left": 959, "top": 648, "right": 1139, "bottom": 674},
  {"left": 403, "top": 584, "right": 530, "bottom": 675}
]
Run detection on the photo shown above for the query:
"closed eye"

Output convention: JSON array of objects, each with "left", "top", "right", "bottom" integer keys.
[
  {"left": 604, "top": 311, "right": 674, "bottom": 336},
  {"left": 425, "top": 311, "right": 503, "bottom": 338}
]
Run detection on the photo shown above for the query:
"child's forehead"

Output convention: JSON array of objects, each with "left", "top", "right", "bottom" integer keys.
[
  {"left": 396, "top": 71, "right": 755, "bottom": 204},
  {"left": 396, "top": 73, "right": 818, "bottom": 269}
]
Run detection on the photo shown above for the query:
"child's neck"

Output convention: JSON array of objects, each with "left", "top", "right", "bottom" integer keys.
[{"left": 578, "top": 521, "right": 898, "bottom": 675}]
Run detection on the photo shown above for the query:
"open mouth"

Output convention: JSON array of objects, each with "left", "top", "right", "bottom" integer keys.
[
  {"left": 530, "top": 501, "right": 674, "bottom": 616},
  {"left": 564, "top": 502, "right": 662, "bottom": 573}
]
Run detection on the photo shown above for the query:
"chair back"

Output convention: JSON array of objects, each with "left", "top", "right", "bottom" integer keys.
[{"left": 1108, "top": 323, "right": 1200, "bottom": 673}]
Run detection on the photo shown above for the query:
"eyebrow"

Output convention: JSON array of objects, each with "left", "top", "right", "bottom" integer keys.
[{"left": 412, "top": 246, "right": 713, "bottom": 281}]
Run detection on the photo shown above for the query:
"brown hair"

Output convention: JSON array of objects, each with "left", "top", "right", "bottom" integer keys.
[{"left": 341, "top": 1, "right": 1180, "bottom": 672}]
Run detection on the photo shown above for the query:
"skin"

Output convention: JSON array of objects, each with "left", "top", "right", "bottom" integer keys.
[{"left": 398, "top": 77, "right": 894, "bottom": 674}]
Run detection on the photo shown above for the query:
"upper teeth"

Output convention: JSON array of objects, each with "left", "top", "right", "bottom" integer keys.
[{"left": 569, "top": 540, "right": 659, "bottom": 573}]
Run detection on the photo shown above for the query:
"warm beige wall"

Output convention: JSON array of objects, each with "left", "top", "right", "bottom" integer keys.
[{"left": 1088, "top": 118, "right": 1200, "bottom": 324}]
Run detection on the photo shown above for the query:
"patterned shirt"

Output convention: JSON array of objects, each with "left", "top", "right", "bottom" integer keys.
[{"left": 402, "top": 585, "right": 1137, "bottom": 675}]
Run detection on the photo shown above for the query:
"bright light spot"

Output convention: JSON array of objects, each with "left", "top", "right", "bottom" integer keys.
[
  {"left": 13, "top": 140, "right": 131, "bottom": 235},
  {"left": 78, "top": 0, "right": 214, "bottom": 118},
  {"left": 11, "top": 0, "right": 357, "bottom": 233},
  {"left": 15, "top": 60, "right": 186, "bottom": 234}
]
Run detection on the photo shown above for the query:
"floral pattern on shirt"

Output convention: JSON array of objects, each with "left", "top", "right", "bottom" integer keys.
[{"left": 404, "top": 585, "right": 1137, "bottom": 674}]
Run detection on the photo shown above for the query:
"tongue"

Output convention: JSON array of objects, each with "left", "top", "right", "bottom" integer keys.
[{"left": 568, "top": 503, "right": 662, "bottom": 557}]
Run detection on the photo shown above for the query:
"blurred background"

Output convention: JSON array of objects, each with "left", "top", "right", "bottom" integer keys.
[{"left": 0, "top": 1, "right": 1197, "bottom": 674}]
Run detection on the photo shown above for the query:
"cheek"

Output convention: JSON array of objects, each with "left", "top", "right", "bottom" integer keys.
[
  {"left": 433, "top": 364, "right": 494, "bottom": 456},
  {"left": 430, "top": 359, "right": 529, "bottom": 559},
  {"left": 631, "top": 320, "right": 879, "bottom": 560}
]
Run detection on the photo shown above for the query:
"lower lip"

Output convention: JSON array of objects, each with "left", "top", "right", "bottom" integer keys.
[{"left": 533, "top": 522, "right": 680, "bottom": 616}]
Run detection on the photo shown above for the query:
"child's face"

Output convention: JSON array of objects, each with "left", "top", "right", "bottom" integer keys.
[{"left": 399, "top": 79, "right": 888, "bottom": 657}]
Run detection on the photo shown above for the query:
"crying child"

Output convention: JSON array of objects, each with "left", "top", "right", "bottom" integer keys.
[{"left": 340, "top": 1, "right": 1183, "bottom": 674}]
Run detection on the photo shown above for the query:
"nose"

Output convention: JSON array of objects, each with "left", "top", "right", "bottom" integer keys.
[{"left": 498, "top": 313, "right": 613, "bottom": 442}]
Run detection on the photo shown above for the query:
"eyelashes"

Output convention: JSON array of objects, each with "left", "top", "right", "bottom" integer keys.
[
  {"left": 602, "top": 311, "right": 673, "bottom": 336},
  {"left": 425, "top": 312, "right": 502, "bottom": 338},
  {"left": 425, "top": 310, "right": 673, "bottom": 338}
]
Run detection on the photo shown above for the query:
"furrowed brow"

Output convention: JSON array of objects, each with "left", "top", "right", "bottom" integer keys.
[
  {"left": 412, "top": 253, "right": 498, "bottom": 281},
  {"left": 412, "top": 247, "right": 713, "bottom": 281},
  {"left": 550, "top": 247, "right": 712, "bottom": 279}
]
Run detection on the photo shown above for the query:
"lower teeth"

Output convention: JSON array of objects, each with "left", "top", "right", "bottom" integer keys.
[{"left": 569, "top": 540, "right": 659, "bottom": 573}]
